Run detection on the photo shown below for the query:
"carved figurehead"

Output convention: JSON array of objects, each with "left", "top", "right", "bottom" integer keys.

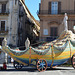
[
  {"left": 62, "top": 13, "right": 68, "bottom": 31},
  {"left": 25, "top": 37, "right": 30, "bottom": 49}
]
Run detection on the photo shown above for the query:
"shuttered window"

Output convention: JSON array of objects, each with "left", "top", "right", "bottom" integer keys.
[
  {"left": 1, "top": 21, "right": 5, "bottom": 31},
  {"left": 51, "top": 2, "right": 58, "bottom": 14},
  {"left": 2, "top": 4, "right": 6, "bottom": 13},
  {"left": 58, "top": 2, "right": 61, "bottom": 14},
  {"left": 74, "top": 1, "right": 75, "bottom": 12},
  {"left": 48, "top": 2, "right": 51, "bottom": 14},
  {"left": 15, "top": 0, "right": 17, "bottom": 5},
  {"left": 48, "top": 1, "right": 61, "bottom": 14}
]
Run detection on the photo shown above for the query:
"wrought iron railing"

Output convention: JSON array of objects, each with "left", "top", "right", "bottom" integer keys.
[
  {"left": 0, "top": 9, "right": 9, "bottom": 14},
  {"left": 0, "top": 28, "right": 8, "bottom": 33},
  {"left": 38, "top": 10, "right": 75, "bottom": 15},
  {"left": 40, "top": 36, "right": 58, "bottom": 42}
]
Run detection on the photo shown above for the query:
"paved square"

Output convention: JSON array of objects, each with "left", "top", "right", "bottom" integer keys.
[{"left": 0, "top": 64, "right": 75, "bottom": 75}]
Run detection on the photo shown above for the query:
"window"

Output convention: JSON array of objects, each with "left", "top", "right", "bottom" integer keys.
[
  {"left": 0, "top": 38, "right": 4, "bottom": 45},
  {"left": 15, "top": 0, "right": 17, "bottom": 5},
  {"left": 1, "top": 21, "right": 5, "bottom": 31},
  {"left": 51, "top": 2, "right": 58, "bottom": 14},
  {"left": 50, "top": 27, "right": 58, "bottom": 36},
  {"left": 2, "top": 4, "right": 6, "bottom": 13}
]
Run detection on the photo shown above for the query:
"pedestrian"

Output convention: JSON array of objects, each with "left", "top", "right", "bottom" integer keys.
[
  {"left": 0, "top": 67, "right": 3, "bottom": 70},
  {"left": 3, "top": 62, "right": 7, "bottom": 70}
]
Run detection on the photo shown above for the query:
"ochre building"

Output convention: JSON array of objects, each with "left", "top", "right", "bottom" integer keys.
[{"left": 38, "top": 0, "right": 75, "bottom": 41}]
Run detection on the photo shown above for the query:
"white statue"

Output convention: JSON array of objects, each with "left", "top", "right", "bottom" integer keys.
[
  {"left": 2, "top": 37, "right": 7, "bottom": 47},
  {"left": 25, "top": 38, "right": 30, "bottom": 49},
  {"left": 62, "top": 13, "right": 68, "bottom": 31},
  {"left": 2, "top": 37, "right": 8, "bottom": 63}
]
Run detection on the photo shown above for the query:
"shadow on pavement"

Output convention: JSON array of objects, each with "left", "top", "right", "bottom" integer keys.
[
  {"left": 47, "top": 68, "right": 73, "bottom": 71},
  {"left": 0, "top": 68, "right": 37, "bottom": 72},
  {"left": 0, "top": 67, "right": 73, "bottom": 72}
]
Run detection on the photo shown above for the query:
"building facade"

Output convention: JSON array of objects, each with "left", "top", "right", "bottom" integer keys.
[
  {"left": 38, "top": 0, "right": 75, "bottom": 41},
  {"left": 18, "top": 0, "right": 40, "bottom": 46},
  {"left": 0, "top": 0, "right": 40, "bottom": 63},
  {"left": 0, "top": 0, "right": 23, "bottom": 63},
  {"left": 20, "top": 0, "right": 40, "bottom": 46},
  {"left": 0, "top": 0, "right": 40, "bottom": 47},
  {"left": 0, "top": 0, "right": 21, "bottom": 47}
]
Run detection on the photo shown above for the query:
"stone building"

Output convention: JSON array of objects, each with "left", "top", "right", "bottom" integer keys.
[
  {"left": 0, "top": 0, "right": 40, "bottom": 47},
  {"left": 0, "top": 0, "right": 40, "bottom": 63},
  {"left": 19, "top": 0, "right": 40, "bottom": 46},
  {"left": 0, "top": 0, "right": 21, "bottom": 47},
  {"left": 38, "top": 0, "right": 75, "bottom": 41}
]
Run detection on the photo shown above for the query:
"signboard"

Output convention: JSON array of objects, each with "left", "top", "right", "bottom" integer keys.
[{"left": 43, "top": 29, "right": 48, "bottom": 35}]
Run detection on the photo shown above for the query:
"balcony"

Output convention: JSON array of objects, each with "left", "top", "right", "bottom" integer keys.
[
  {"left": 0, "top": 28, "right": 8, "bottom": 34},
  {"left": 38, "top": 10, "right": 75, "bottom": 15},
  {"left": 0, "top": 9, "right": 9, "bottom": 15},
  {"left": 40, "top": 36, "right": 58, "bottom": 42}
]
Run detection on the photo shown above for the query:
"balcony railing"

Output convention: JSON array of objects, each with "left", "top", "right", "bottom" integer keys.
[
  {"left": 40, "top": 36, "right": 58, "bottom": 42},
  {"left": 38, "top": 10, "right": 75, "bottom": 15},
  {"left": 0, "top": 9, "right": 9, "bottom": 15},
  {"left": 0, "top": 28, "right": 8, "bottom": 33}
]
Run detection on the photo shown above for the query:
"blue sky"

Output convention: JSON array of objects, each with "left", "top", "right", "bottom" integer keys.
[{"left": 25, "top": 0, "right": 41, "bottom": 20}]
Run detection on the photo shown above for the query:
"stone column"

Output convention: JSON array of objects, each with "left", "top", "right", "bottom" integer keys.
[{"left": 7, "top": 0, "right": 13, "bottom": 45}]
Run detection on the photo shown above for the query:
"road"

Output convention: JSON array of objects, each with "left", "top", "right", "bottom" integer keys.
[{"left": 0, "top": 64, "right": 75, "bottom": 75}]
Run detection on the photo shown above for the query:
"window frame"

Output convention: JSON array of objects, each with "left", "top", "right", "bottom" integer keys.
[
  {"left": 1, "top": 4, "right": 6, "bottom": 13},
  {"left": 51, "top": 2, "right": 58, "bottom": 14},
  {"left": 0, "top": 20, "right": 6, "bottom": 31},
  {"left": 50, "top": 27, "right": 58, "bottom": 36}
]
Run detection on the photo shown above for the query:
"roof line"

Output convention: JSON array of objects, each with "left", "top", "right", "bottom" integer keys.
[{"left": 20, "top": 0, "right": 40, "bottom": 27}]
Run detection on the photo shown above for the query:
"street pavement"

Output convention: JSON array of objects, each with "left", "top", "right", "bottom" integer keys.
[{"left": 0, "top": 64, "right": 75, "bottom": 75}]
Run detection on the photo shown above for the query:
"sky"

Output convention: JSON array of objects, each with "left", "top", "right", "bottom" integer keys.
[{"left": 25, "top": 0, "right": 41, "bottom": 20}]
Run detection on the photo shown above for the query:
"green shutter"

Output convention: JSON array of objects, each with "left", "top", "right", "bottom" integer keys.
[
  {"left": 48, "top": 2, "right": 51, "bottom": 14},
  {"left": 58, "top": 2, "right": 61, "bottom": 14},
  {"left": 74, "top": 1, "right": 75, "bottom": 13}
]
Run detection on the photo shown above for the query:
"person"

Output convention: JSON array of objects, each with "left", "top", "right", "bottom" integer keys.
[
  {"left": 11, "top": 58, "right": 14, "bottom": 63},
  {"left": 62, "top": 13, "right": 68, "bottom": 31},
  {"left": 3, "top": 62, "right": 7, "bottom": 70},
  {"left": 0, "top": 67, "right": 3, "bottom": 70}
]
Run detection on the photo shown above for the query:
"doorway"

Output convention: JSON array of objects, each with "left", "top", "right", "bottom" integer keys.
[{"left": 50, "top": 27, "right": 58, "bottom": 36}]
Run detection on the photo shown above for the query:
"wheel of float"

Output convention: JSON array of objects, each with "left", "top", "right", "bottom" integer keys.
[
  {"left": 37, "top": 59, "right": 47, "bottom": 72},
  {"left": 72, "top": 54, "right": 75, "bottom": 69},
  {"left": 13, "top": 61, "right": 23, "bottom": 70}
]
